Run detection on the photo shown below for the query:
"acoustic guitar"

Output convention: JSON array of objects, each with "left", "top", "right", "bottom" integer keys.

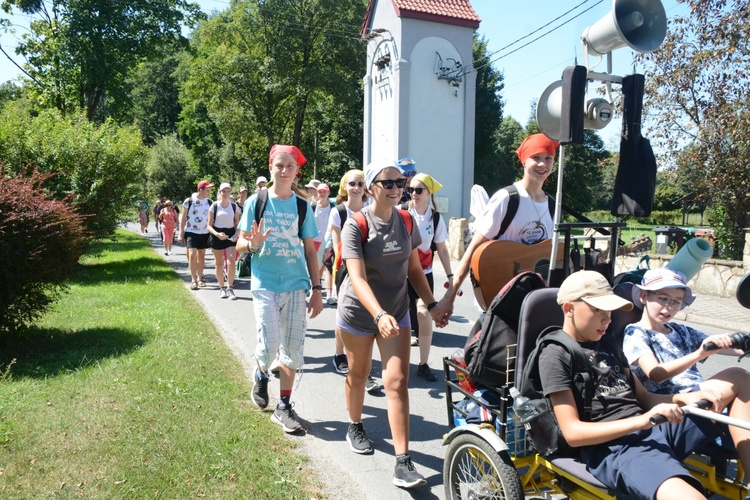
[{"left": 470, "top": 239, "right": 565, "bottom": 310}]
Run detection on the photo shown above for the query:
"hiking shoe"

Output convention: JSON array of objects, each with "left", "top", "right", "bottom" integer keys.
[
  {"left": 346, "top": 422, "right": 373, "bottom": 454},
  {"left": 227, "top": 287, "right": 237, "bottom": 300},
  {"left": 333, "top": 353, "right": 349, "bottom": 374},
  {"left": 416, "top": 363, "right": 437, "bottom": 382},
  {"left": 271, "top": 403, "right": 303, "bottom": 433},
  {"left": 365, "top": 374, "right": 381, "bottom": 393},
  {"left": 393, "top": 454, "right": 427, "bottom": 488},
  {"left": 251, "top": 366, "right": 269, "bottom": 409},
  {"left": 220, "top": 287, "right": 228, "bottom": 299}
]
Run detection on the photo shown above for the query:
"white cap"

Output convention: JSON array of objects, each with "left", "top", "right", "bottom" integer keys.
[
  {"left": 219, "top": 182, "right": 231, "bottom": 191},
  {"left": 256, "top": 176, "right": 268, "bottom": 186}
]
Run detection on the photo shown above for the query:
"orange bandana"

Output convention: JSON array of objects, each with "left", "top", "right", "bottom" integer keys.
[
  {"left": 269, "top": 145, "right": 307, "bottom": 167},
  {"left": 516, "top": 134, "right": 559, "bottom": 164}
]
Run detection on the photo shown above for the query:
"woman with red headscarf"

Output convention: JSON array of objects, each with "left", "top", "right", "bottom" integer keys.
[{"left": 440, "top": 133, "right": 559, "bottom": 312}]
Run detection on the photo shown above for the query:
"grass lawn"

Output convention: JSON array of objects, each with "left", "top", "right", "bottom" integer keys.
[{"left": 0, "top": 230, "right": 321, "bottom": 499}]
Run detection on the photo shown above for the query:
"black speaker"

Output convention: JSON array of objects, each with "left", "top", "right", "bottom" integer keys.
[{"left": 559, "top": 65, "right": 587, "bottom": 145}]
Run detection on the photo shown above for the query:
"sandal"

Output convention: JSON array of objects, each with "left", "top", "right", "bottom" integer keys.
[
  {"left": 190, "top": 281, "right": 199, "bottom": 290},
  {"left": 198, "top": 280, "right": 206, "bottom": 287}
]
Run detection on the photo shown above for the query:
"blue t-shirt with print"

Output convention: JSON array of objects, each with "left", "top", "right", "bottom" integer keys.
[
  {"left": 238, "top": 193, "right": 318, "bottom": 293},
  {"left": 623, "top": 322, "right": 708, "bottom": 394}
]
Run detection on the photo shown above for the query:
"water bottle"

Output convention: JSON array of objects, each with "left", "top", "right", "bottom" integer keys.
[{"left": 509, "top": 387, "right": 538, "bottom": 421}]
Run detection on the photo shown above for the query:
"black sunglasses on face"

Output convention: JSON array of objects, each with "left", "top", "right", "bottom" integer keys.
[
  {"left": 406, "top": 187, "right": 426, "bottom": 195},
  {"left": 347, "top": 181, "right": 364, "bottom": 188},
  {"left": 372, "top": 178, "right": 407, "bottom": 189}
]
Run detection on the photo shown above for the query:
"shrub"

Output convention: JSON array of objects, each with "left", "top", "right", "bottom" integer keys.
[{"left": 0, "top": 167, "right": 88, "bottom": 333}]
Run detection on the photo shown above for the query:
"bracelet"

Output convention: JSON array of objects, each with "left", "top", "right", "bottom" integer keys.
[
  {"left": 312, "top": 285, "right": 323, "bottom": 292},
  {"left": 246, "top": 241, "right": 260, "bottom": 254},
  {"left": 446, "top": 274, "right": 454, "bottom": 279},
  {"left": 427, "top": 301, "right": 439, "bottom": 311},
  {"left": 373, "top": 310, "right": 388, "bottom": 325}
]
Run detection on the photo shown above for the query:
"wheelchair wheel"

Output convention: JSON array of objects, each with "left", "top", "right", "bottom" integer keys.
[{"left": 444, "top": 433, "right": 523, "bottom": 500}]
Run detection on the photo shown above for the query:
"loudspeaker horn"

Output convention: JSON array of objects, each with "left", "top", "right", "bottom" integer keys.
[
  {"left": 536, "top": 81, "right": 616, "bottom": 141},
  {"left": 582, "top": 0, "right": 667, "bottom": 56}
]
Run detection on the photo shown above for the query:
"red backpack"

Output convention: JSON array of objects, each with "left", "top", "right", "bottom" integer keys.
[{"left": 334, "top": 209, "right": 413, "bottom": 293}]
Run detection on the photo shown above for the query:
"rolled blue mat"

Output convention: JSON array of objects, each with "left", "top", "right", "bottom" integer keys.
[{"left": 666, "top": 237, "right": 713, "bottom": 282}]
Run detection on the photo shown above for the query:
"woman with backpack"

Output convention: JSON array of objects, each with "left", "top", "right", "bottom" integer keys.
[
  {"left": 208, "top": 183, "right": 241, "bottom": 300},
  {"left": 404, "top": 173, "right": 452, "bottom": 382},
  {"left": 336, "top": 160, "right": 449, "bottom": 488},
  {"left": 328, "top": 169, "right": 368, "bottom": 376}
]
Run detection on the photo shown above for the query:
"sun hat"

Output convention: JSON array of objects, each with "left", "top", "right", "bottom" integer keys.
[
  {"left": 412, "top": 173, "right": 442, "bottom": 194},
  {"left": 516, "top": 134, "right": 559, "bottom": 164},
  {"left": 632, "top": 267, "right": 695, "bottom": 310},
  {"left": 305, "top": 179, "right": 321, "bottom": 189},
  {"left": 557, "top": 270, "right": 634, "bottom": 311},
  {"left": 219, "top": 182, "right": 231, "bottom": 191},
  {"left": 197, "top": 180, "right": 214, "bottom": 189},
  {"left": 364, "top": 159, "right": 403, "bottom": 190}
]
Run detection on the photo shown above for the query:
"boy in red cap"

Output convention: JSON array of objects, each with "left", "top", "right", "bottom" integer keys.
[{"left": 441, "top": 133, "right": 559, "bottom": 311}]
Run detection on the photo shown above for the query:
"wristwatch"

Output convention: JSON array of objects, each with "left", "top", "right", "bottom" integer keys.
[
  {"left": 312, "top": 285, "right": 323, "bottom": 292},
  {"left": 427, "top": 301, "right": 439, "bottom": 311}
]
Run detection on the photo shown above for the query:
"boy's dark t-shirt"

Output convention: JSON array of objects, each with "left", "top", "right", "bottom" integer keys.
[{"left": 538, "top": 339, "right": 642, "bottom": 423}]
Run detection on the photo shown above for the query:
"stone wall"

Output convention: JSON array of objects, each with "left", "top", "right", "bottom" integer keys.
[{"left": 615, "top": 228, "right": 750, "bottom": 298}]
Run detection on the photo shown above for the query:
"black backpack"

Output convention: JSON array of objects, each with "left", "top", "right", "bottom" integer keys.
[
  {"left": 463, "top": 271, "right": 547, "bottom": 386},
  {"left": 517, "top": 328, "right": 593, "bottom": 458},
  {"left": 493, "top": 184, "right": 556, "bottom": 240},
  {"left": 254, "top": 189, "right": 307, "bottom": 234}
]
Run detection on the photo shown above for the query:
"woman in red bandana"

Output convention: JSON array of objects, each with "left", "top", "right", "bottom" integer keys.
[{"left": 440, "top": 133, "right": 559, "bottom": 312}]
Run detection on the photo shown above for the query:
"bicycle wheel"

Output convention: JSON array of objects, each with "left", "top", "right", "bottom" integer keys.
[{"left": 444, "top": 433, "right": 523, "bottom": 500}]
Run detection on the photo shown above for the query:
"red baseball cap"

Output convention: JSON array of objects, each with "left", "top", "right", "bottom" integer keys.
[{"left": 197, "top": 180, "right": 214, "bottom": 189}]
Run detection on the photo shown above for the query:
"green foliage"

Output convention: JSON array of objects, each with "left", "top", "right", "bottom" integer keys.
[
  {"left": 146, "top": 134, "right": 199, "bottom": 201},
  {"left": 0, "top": 99, "right": 147, "bottom": 237},
  {"left": 546, "top": 130, "right": 610, "bottom": 213},
  {"left": 472, "top": 35, "right": 505, "bottom": 193},
  {"left": 3, "top": 0, "right": 205, "bottom": 120},
  {"left": 0, "top": 167, "right": 88, "bottom": 332},
  {"left": 637, "top": 0, "right": 750, "bottom": 259},
  {"left": 179, "top": 0, "right": 367, "bottom": 182}
]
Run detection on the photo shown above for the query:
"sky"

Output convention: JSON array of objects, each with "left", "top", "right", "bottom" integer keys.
[{"left": 0, "top": 0, "right": 687, "bottom": 150}]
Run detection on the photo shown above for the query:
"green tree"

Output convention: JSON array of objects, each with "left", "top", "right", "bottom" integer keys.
[
  {"left": 545, "top": 130, "right": 610, "bottom": 214},
  {"left": 472, "top": 34, "right": 505, "bottom": 194},
  {"left": 146, "top": 134, "right": 199, "bottom": 202},
  {"left": 0, "top": 99, "right": 146, "bottom": 238},
  {"left": 636, "top": 0, "right": 750, "bottom": 258},
  {"left": 485, "top": 116, "right": 525, "bottom": 194},
  {"left": 2, "top": 0, "right": 204, "bottom": 120},
  {"left": 179, "top": 0, "right": 367, "bottom": 179}
]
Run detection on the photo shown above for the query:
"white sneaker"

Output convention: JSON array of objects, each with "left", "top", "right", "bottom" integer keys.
[
  {"left": 227, "top": 287, "right": 237, "bottom": 300},
  {"left": 219, "top": 287, "right": 228, "bottom": 299},
  {"left": 326, "top": 296, "right": 337, "bottom": 305}
]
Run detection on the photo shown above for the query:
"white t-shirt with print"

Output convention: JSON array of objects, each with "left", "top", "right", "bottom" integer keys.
[{"left": 473, "top": 182, "right": 553, "bottom": 244}]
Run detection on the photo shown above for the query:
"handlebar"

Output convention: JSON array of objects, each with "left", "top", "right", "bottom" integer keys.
[
  {"left": 703, "top": 332, "right": 750, "bottom": 352},
  {"left": 649, "top": 399, "right": 712, "bottom": 426}
]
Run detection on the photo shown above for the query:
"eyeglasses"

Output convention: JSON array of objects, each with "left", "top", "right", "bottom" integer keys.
[
  {"left": 647, "top": 292, "right": 683, "bottom": 310},
  {"left": 347, "top": 181, "right": 364, "bottom": 188},
  {"left": 371, "top": 178, "right": 407, "bottom": 189},
  {"left": 406, "top": 187, "right": 426, "bottom": 195}
]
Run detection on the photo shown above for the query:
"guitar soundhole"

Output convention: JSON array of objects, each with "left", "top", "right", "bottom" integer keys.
[{"left": 535, "top": 258, "right": 550, "bottom": 278}]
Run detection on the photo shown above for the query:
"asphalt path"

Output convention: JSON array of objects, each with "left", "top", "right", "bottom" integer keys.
[{"left": 131, "top": 224, "right": 741, "bottom": 499}]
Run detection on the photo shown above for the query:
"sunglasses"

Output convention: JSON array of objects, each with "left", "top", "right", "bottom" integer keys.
[
  {"left": 347, "top": 181, "right": 365, "bottom": 188},
  {"left": 406, "top": 187, "right": 427, "bottom": 195},
  {"left": 403, "top": 170, "right": 416, "bottom": 178},
  {"left": 371, "top": 178, "right": 407, "bottom": 189}
]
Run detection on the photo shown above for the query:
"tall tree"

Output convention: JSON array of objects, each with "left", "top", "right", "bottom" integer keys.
[
  {"left": 636, "top": 0, "right": 750, "bottom": 258},
  {"left": 180, "top": 0, "right": 366, "bottom": 178},
  {"left": 472, "top": 34, "right": 505, "bottom": 194},
  {"left": 486, "top": 116, "right": 525, "bottom": 193},
  {"left": 2, "top": 0, "right": 204, "bottom": 120}
]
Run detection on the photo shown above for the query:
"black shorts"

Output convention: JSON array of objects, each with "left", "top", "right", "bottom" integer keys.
[
  {"left": 185, "top": 232, "right": 210, "bottom": 249},
  {"left": 209, "top": 227, "right": 237, "bottom": 250}
]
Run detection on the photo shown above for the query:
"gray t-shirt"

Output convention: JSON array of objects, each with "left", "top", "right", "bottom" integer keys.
[{"left": 337, "top": 207, "right": 421, "bottom": 333}]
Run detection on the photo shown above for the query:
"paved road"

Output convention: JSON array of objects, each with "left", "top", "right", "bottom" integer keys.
[{"left": 130, "top": 224, "right": 749, "bottom": 499}]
